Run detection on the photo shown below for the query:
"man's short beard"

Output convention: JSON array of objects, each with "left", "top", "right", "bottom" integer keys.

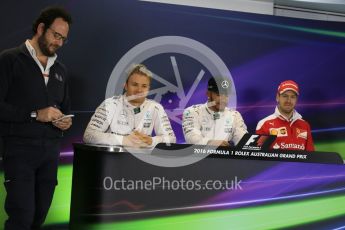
[
  {"left": 279, "top": 105, "right": 294, "bottom": 115},
  {"left": 38, "top": 32, "right": 55, "bottom": 57}
]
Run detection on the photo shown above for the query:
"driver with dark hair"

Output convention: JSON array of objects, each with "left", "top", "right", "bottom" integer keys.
[{"left": 182, "top": 77, "right": 247, "bottom": 147}]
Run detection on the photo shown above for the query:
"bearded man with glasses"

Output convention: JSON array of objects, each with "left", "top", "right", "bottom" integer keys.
[{"left": 0, "top": 6, "right": 72, "bottom": 230}]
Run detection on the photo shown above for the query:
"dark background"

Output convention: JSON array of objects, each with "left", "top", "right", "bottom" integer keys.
[{"left": 1, "top": 0, "right": 344, "bottom": 152}]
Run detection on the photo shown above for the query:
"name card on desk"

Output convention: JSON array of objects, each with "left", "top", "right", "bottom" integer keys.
[{"left": 153, "top": 143, "right": 343, "bottom": 165}]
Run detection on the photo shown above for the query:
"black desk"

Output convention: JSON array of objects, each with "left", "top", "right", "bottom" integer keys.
[{"left": 70, "top": 144, "right": 345, "bottom": 229}]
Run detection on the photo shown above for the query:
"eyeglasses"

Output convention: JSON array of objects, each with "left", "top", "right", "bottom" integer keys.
[{"left": 48, "top": 28, "right": 68, "bottom": 44}]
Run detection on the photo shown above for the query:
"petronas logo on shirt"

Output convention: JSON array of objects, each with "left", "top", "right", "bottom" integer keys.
[
  {"left": 133, "top": 107, "right": 141, "bottom": 114},
  {"left": 213, "top": 113, "right": 220, "bottom": 120}
]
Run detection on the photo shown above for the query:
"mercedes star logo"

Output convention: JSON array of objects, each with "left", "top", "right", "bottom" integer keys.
[{"left": 221, "top": 80, "right": 229, "bottom": 88}]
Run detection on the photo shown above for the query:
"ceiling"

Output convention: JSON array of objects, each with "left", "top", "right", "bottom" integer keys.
[
  {"left": 274, "top": 0, "right": 345, "bottom": 14},
  {"left": 142, "top": 0, "right": 345, "bottom": 18}
]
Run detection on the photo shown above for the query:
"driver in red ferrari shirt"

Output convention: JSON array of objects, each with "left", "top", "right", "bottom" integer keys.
[{"left": 256, "top": 80, "right": 315, "bottom": 151}]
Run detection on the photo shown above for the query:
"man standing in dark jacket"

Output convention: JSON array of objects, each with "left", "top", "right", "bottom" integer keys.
[{"left": 0, "top": 7, "right": 72, "bottom": 230}]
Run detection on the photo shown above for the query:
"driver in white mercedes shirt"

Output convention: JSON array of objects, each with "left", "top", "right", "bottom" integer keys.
[
  {"left": 182, "top": 77, "right": 247, "bottom": 147},
  {"left": 83, "top": 64, "right": 176, "bottom": 147}
]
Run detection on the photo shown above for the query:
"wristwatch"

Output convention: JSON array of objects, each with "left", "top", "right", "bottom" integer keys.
[{"left": 30, "top": 111, "right": 37, "bottom": 120}]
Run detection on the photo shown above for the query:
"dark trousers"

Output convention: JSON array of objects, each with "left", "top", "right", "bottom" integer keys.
[{"left": 2, "top": 137, "right": 60, "bottom": 230}]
